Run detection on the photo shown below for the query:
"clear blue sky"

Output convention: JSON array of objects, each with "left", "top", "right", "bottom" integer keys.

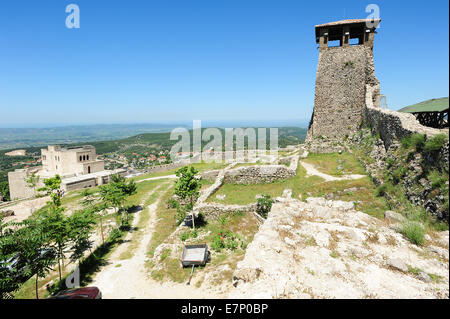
[{"left": 0, "top": 0, "right": 448, "bottom": 127}]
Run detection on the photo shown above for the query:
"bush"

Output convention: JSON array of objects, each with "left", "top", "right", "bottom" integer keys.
[
  {"left": 180, "top": 231, "right": 190, "bottom": 241},
  {"left": 256, "top": 194, "right": 274, "bottom": 219},
  {"left": 428, "top": 170, "right": 447, "bottom": 189},
  {"left": 375, "top": 184, "right": 387, "bottom": 197},
  {"left": 175, "top": 209, "right": 186, "bottom": 226},
  {"left": 401, "top": 134, "right": 426, "bottom": 151},
  {"left": 401, "top": 221, "right": 425, "bottom": 246},
  {"left": 424, "top": 134, "right": 448, "bottom": 152},
  {"left": 211, "top": 233, "right": 225, "bottom": 251}
]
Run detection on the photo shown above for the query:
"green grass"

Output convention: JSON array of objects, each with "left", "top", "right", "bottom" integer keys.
[
  {"left": 119, "top": 181, "right": 171, "bottom": 260},
  {"left": 207, "top": 152, "right": 389, "bottom": 219},
  {"left": 146, "top": 186, "right": 178, "bottom": 258},
  {"left": 131, "top": 161, "right": 229, "bottom": 182},
  {"left": 401, "top": 221, "right": 425, "bottom": 246},
  {"left": 303, "top": 152, "right": 366, "bottom": 176},
  {"left": 150, "top": 209, "right": 259, "bottom": 283}
]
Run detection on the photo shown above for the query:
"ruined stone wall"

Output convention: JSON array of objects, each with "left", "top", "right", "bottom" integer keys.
[
  {"left": 365, "top": 85, "right": 447, "bottom": 149},
  {"left": 307, "top": 45, "right": 379, "bottom": 140}
]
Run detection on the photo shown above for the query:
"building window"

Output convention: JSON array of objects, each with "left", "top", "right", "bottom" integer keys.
[
  {"left": 88, "top": 166, "right": 91, "bottom": 174},
  {"left": 83, "top": 155, "right": 86, "bottom": 161},
  {"left": 87, "top": 155, "right": 89, "bottom": 161},
  {"left": 80, "top": 156, "right": 82, "bottom": 161}
]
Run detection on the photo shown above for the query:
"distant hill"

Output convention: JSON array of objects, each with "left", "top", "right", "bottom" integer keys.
[
  {"left": 0, "top": 124, "right": 183, "bottom": 150},
  {"left": 398, "top": 97, "right": 449, "bottom": 113},
  {"left": 0, "top": 126, "right": 307, "bottom": 184}
]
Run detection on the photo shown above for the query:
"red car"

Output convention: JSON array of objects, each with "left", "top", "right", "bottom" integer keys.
[{"left": 49, "top": 287, "right": 102, "bottom": 299}]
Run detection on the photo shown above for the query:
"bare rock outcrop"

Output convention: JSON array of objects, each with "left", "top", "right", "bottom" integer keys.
[{"left": 229, "top": 197, "right": 449, "bottom": 299}]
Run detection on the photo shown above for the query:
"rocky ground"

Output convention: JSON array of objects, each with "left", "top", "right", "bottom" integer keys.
[{"left": 229, "top": 193, "right": 449, "bottom": 299}]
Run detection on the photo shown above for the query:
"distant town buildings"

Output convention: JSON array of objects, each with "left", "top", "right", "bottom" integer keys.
[{"left": 8, "top": 145, "right": 126, "bottom": 200}]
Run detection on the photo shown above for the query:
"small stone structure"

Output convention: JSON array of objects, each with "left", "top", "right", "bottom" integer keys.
[{"left": 223, "top": 155, "right": 299, "bottom": 185}]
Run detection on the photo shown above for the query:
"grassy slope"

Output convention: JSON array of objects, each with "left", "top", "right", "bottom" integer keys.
[{"left": 208, "top": 152, "right": 389, "bottom": 219}]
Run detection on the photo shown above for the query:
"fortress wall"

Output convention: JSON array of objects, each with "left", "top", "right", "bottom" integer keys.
[
  {"left": 364, "top": 85, "right": 447, "bottom": 149},
  {"left": 307, "top": 45, "right": 378, "bottom": 140}
]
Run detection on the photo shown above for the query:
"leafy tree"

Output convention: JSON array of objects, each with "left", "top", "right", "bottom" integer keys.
[
  {"left": 25, "top": 172, "right": 40, "bottom": 197},
  {"left": 174, "top": 166, "right": 201, "bottom": 229},
  {"left": 99, "top": 183, "right": 125, "bottom": 225},
  {"left": 0, "top": 181, "right": 10, "bottom": 202},
  {"left": 110, "top": 175, "right": 137, "bottom": 222},
  {"left": 0, "top": 217, "right": 21, "bottom": 297},
  {"left": 38, "top": 206, "right": 70, "bottom": 281},
  {"left": 67, "top": 209, "right": 96, "bottom": 267},
  {"left": 38, "top": 175, "right": 63, "bottom": 207},
  {"left": 14, "top": 218, "right": 57, "bottom": 299},
  {"left": 81, "top": 189, "right": 106, "bottom": 244}
]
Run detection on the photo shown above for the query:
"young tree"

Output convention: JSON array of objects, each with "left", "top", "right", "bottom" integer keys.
[
  {"left": 38, "top": 175, "right": 63, "bottom": 207},
  {"left": 111, "top": 175, "right": 137, "bottom": 223},
  {"left": 38, "top": 206, "right": 70, "bottom": 281},
  {"left": 0, "top": 181, "right": 10, "bottom": 202},
  {"left": 14, "top": 218, "right": 57, "bottom": 299},
  {"left": 0, "top": 217, "right": 21, "bottom": 297},
  {"left": 174, "top": 166, "right": 201, "bottom": 229},
  {"left": 25, "top": 172, "right": 40, "bottom": 197},
  {"left": 99, "top": 183, "right": 124, "bottom": 226},
  {"left": 67, "top": 209, "right": 96, "bottom": 268}
]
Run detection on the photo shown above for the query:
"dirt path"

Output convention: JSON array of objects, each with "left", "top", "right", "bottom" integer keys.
[
  {"left": 300, "top": 161, "right": 366, "bottom": 181},
  {"left": 136, "top": 174, "right": 177, "bottom": 183},
  {"left": 90, "top": 184, "right": 226, "bottom": 299}
]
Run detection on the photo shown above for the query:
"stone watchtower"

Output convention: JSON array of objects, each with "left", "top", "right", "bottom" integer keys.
[{"left": 306, "top": 19, "right": 381, "bottom": 141}]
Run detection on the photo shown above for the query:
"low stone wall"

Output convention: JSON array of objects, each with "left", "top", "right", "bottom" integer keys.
[
  {"left": 223, "top": 156, "right": 299, "bottom": 184},
  {"left": 201, "top": 170, "right": 220, "bottom": 182},
  {"left": 195, "top": 202, "right": 257, "bottom": 220}
]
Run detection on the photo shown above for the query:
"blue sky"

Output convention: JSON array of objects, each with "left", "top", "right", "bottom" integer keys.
[{"left": 0, "top": 0, "right": 448, "bottom": 127}]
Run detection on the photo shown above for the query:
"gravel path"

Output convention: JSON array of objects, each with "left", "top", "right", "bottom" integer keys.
[
  {"left": 300, "top": 161, "right": 366, "bottom": 181},
  {"left": 90, "top": 184, "right": 225, "bottom": 299}
]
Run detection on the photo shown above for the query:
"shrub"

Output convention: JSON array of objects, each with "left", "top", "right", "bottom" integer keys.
[
  {"left": 428, "top": 170, "right": 446, "bottom": 189},
  {"left": 410, "top": 134, "right": 426, "bottom": 151},
  {"left": 211, "top": 233, "right": 225, "bottom": 251},
  {"left": 375, "top": 184, "right": 387, "bottom": 197},
  {"left": 190, "top": 229, "right": 198, "bottom": 238},
  {"left": 401, "top": 221, "right": 425, "bottom": 246},
  {"left": 180, "top": 231, "right": 190, "bottom": 241},
  {"left": 401, "top": 134, "right": 426, "bottom": 151},
  {"left": 256, "top": 194, "right": 274, "bottom": 219},
  {"left": 175, "top": 209, "right": 186, "bottom": 226},
  {"left": 424, "top": 134, "right": 448, "bottom": 152}
]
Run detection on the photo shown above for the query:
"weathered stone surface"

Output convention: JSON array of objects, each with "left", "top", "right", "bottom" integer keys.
[
  {"left": 0, "top": 210, "right": 14, "bottom": 217},
  {"left": 384, "top": 211, "right": 406, "bottom": 223},
  {"left": 307, "top": 45, "right": 378, "bottom": 141},
  {"left": 417, "top": 272, "right": 431, "bottom": 283},
  {"left": 229, "top": 197, "right": 449, "bottom": 299},
  {"left": 387, "top": 257, "right": 408, "bottom": 272}
]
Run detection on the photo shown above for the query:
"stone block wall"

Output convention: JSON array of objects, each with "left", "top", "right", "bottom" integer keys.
[
  {"left": 365, "top": 84, "right": 447, "bottom": 149},
  {"left": 307, "top": 45, "right": 379, "bottom": 141}
]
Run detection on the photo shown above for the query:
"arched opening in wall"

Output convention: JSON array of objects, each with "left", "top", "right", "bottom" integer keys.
[
  {"left": 79, "top": 156, "right": 82, "bottom": 161},
  {"left": 88, "top": 166, "right": 91, "bottom": 174},
  {"left": 87, "top": 155, "right": 89, "bottom": 161},
  {"left": 83, "top": 155, "right": 86, "bottom": 161}
]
